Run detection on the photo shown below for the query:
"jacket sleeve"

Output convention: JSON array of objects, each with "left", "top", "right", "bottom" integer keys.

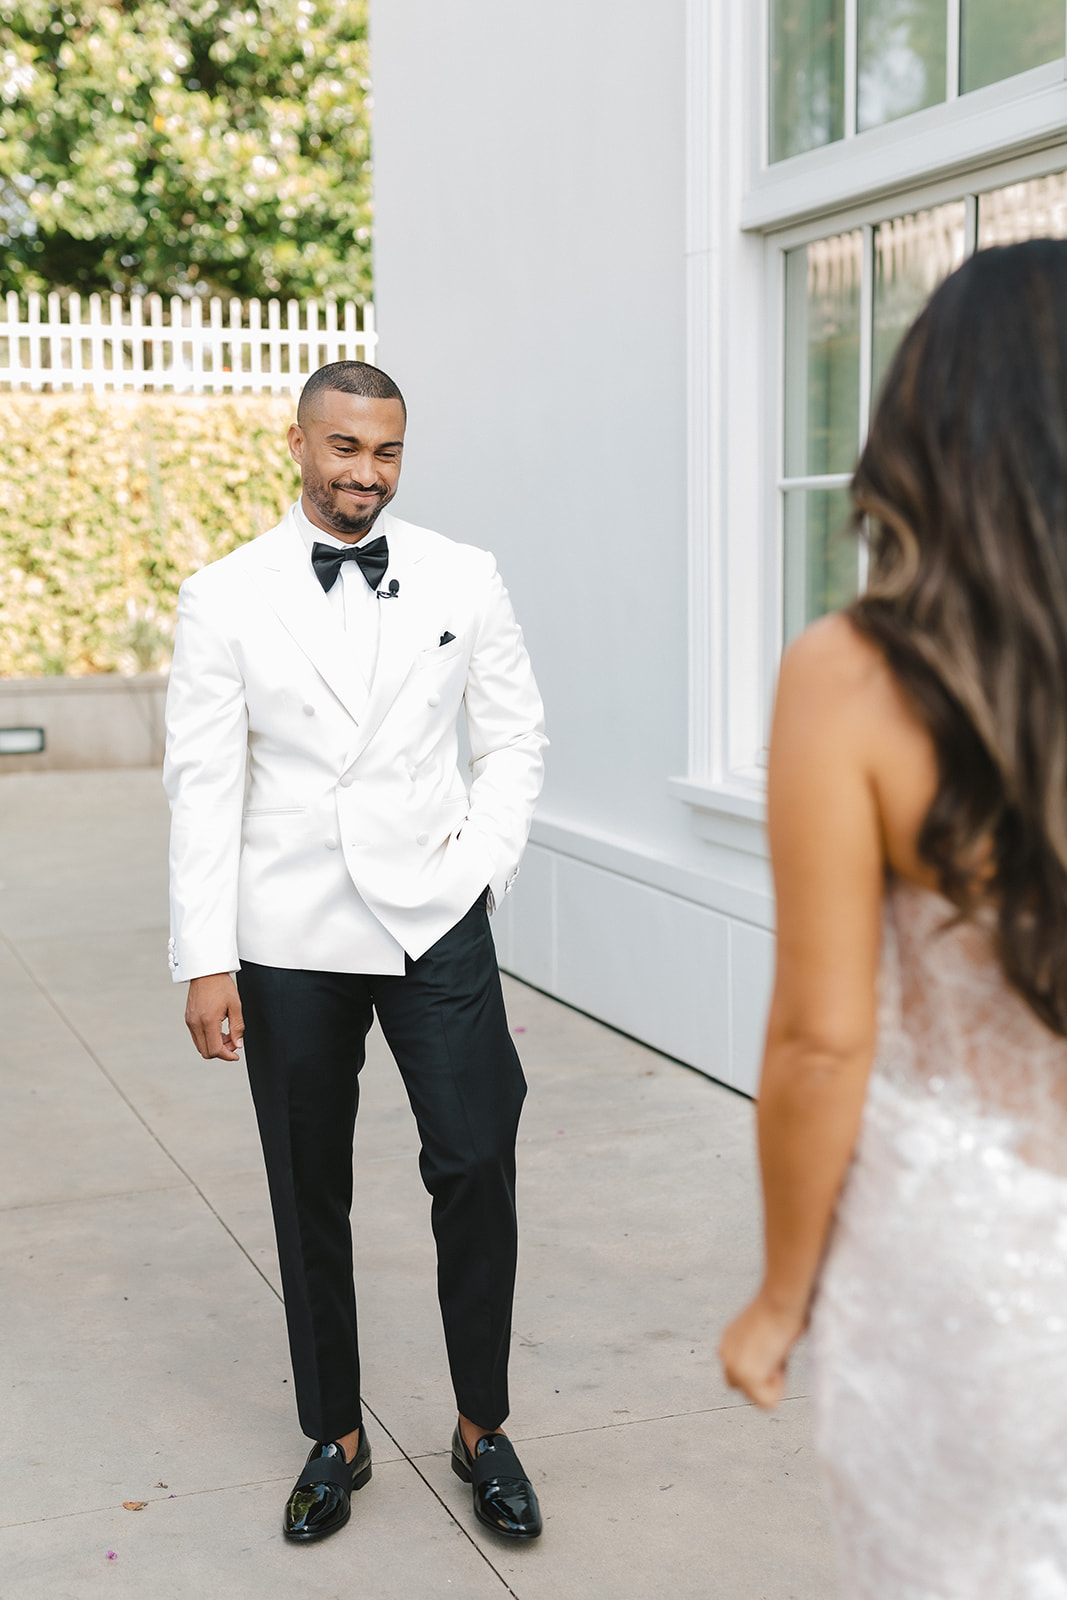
[
  {"left": 162, "top": 575, "right": 248, "bottom": 982},
  {"left": 460, "top": 555, "right": 548, "bottom": 910}
]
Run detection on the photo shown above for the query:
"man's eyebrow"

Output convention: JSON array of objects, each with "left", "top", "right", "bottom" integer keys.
[{"left": 324, "top": 431, "right": 404, "bottom": 448}]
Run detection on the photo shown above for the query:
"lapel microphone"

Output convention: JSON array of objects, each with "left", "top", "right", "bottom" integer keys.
[{"left": 377, "top": 579, "right": 400, "bottom": 599}]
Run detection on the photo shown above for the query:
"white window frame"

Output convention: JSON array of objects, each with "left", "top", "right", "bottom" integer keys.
[{"left": 671, "top": 0, "right": 1067, "bottom": 849}]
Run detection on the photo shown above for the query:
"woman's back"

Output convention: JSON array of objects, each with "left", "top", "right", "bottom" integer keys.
[{"left": 810, "top": 612, "right": 1067, "bottom": 1172}]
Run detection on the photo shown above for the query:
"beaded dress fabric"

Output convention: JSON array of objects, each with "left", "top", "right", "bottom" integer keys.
[{"left": 810, "top": 878, "right": 1067, "bottom": 1600}]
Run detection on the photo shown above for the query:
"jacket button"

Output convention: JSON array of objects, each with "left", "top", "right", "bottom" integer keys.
[
  {"left": 339, "top": 772, "right": 355, "bottom": 788},
  {"left": 325, "top": 838, "right": 339, "bottom": 850},
  {"left": 302, "top": 704, "right": 315, "bottom": 717},
  {"left": 427, "top": 693, "right": 441, "bottom": 707},
  {"left": 417, "top": 832, "right": 429, "bottom": 846}
]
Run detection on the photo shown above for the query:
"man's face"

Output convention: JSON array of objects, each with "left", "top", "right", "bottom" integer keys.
[{"left": 287, "top": 389, "right": 407, "bottom": 542}]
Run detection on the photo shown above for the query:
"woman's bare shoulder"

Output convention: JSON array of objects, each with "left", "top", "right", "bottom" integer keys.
[
  {"left": 778, "top": 613, "right": 939, "bottom": 881},
  {"left": 775, "top": 612, "right": 902, "bottom": 737},
  {"left": 780, "top": 611, "right": 886, "bottom": 687}
]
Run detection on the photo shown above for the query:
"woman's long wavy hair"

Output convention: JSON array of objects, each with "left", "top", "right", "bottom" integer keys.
[{"left": 851, "top": 239, "right": 1067, "bottom": 1034}]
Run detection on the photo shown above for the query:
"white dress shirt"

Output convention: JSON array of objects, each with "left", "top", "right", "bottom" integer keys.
[
  {"left": 294, "top": 497, "right": 384, "bottom": 690},
  {"left": 290, "top": 496, "right": 407, "bottom": 975}
]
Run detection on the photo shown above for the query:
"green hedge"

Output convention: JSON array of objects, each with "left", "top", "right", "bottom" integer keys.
[{"left": 0, "top": 394, "right": 300, "bottom": 676}]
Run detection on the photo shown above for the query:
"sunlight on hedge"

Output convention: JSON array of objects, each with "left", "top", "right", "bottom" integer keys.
[{"left": 0, "top": 394, "right": 300, "bottom": 676}]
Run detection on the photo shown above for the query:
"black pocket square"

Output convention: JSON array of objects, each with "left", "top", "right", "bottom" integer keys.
[{"left": 439, "top": 631, "right": 456, "bottom": 646}]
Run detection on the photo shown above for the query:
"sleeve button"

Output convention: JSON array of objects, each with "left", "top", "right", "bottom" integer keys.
[
  {"left": 302, "top": 704, "right": 315, "bottom": 717},
  {"left": 416, "top": 832, "right": 429, "bottom": 846},
  {"left": 427, "top": 693, "right": 441, "bottom": 708}
]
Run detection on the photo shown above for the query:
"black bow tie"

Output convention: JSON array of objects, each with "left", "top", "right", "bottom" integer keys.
[{"left": 311, "top": 536, "right": 389, "bottom": 595}]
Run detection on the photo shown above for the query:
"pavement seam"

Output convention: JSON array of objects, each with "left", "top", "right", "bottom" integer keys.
[
  {"left": 0, "top": 1458, "right": 507, "bottom": 1525},
  {"left": 358, "top": 1403, "right": 521, "bottom": 1597},
  {"left": 0, "top": 1181, "right": 191, "bottom": 1215},
  {"left": 1, "top": 931, "right": 282, "bottom": 1302},
  {"left": 402, "top": 1392, "right": 813, "bottom": 1455}
]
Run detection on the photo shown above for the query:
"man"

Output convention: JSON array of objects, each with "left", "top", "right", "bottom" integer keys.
[{"left": 163, "top": 361, "right": 546, "bottom": 1544}]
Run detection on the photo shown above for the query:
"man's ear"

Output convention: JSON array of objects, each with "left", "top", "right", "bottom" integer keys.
[{"left": 287, "top": 422, "right": 305, "bottom": 465}]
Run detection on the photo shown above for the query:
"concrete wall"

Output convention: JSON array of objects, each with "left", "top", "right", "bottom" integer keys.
[
  {"left": 371, "top": 1, "right": 774, "bottom": 1093},
  {"left": 0, "top": 675, "right": 167, "bottom": 773}
]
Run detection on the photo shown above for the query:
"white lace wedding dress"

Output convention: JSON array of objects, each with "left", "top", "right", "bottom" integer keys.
[{"left": 810, "top": 879, "right": 1067, "bottom": 1599}]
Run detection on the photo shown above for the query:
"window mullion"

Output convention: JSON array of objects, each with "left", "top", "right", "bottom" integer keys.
[
  {"left": 858, "top": 225, "right": 874, "bottom": 442},
  {"left": 844, "top": 0, "right": 858, "bottom": 139},
  {"left": 857, "top": 224, "right": 874, "bottom": 590},
  {"left": 947, "top": 0, "right": 961, "bottom": 101},
  {"left": 964, "top": 192, "right": 978, "bottom": 253},
  {"left": 778, "top": 473, "right": 853, "bottom": 490}
]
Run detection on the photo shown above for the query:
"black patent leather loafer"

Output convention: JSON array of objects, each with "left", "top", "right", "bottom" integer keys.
[
  {"left": 450, "top": 1425, "right": 542, "bottom": 1540},
  {"left": 283, "top": 1432, "right": 372, "bottom": 1542}
]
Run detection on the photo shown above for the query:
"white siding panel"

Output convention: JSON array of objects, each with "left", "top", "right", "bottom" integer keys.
[
  {"left": 552, "top": 855, "right": 730, "bottom": 1082},
  {"left": 497, "top": 842, "right": 557, "bottom": 994},
  {"left": 729, "top": 920, "right": 776, "bottom": 1098}
]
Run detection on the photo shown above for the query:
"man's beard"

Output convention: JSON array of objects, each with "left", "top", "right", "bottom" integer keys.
[{"left": 303, "top": 472, "right": 388, "bottom": 538}]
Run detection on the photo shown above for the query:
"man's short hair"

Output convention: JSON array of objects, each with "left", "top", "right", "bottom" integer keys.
[{"left": 297, "top": 360, "right": 407, "bottom": 425}]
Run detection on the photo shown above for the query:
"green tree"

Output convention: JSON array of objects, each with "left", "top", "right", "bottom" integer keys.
[{"left": 0, "top": 0, "right": 372, "bottom": 301}]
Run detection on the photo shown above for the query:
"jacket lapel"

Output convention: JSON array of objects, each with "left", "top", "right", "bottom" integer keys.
[{"left": 249, "top": 510, "right": 371, "bottom": 728}]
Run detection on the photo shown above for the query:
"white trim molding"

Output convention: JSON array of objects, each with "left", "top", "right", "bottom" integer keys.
[
  {"left": 684, "top": 0, "right": 719, "bottom": 782},
  {"left": 675, "top": 0, "right": 769, "bottom": 835},
  {"left": 530, "top": 809, "right": 773, "bottom": 929},
  {"left": 683, "top": 0, "right": 768, "bottom": 787},
  {"left": 743, "top": 59, "right": 1067, "bottom": 232}
]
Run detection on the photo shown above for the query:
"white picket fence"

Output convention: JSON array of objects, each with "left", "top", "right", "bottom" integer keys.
[{"left": 0, "top": 292, "right": 377, "bottom": 395}]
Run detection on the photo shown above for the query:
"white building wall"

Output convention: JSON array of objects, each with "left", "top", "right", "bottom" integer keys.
[{"left": 371, "top": 0, "right": 773, "bottom": 1093}]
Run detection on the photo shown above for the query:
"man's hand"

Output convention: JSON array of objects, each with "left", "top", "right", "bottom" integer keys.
[{"left": 185, "top": 973, "right": 245, "bottom": 1061}]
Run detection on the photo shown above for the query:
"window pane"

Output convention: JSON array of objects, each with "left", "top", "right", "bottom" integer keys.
[
  {"left": 784, "top": 229, "right": 863, "bottom": 477},
  {"left": 783, "top": 486, "right": 857, "bottom": 643},
  {"left": 978, "top": 172, "right": 1067, "bottom": 247},
  {"left": 873, "top": 201, "right": 966, "bottom": 403},
  {"left": 858, "top": 0, "right": 947, "bottom": 130},
  {"left": 771, "top": 0, "right": 846, "bottom": 162},
  {"left": 960, "top": 0, "right": 1064, "bottom": 93}
]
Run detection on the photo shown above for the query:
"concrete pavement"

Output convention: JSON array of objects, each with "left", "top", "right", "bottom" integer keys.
[{"left": 0, "top": 769, "right": 837, "bottom": 1600}]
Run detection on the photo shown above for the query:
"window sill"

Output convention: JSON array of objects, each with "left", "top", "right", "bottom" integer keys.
[{"left": 667, "top": 776, "right": 768, "bottom": 857}]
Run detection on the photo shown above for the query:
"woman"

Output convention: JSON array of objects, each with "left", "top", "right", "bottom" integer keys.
[{"left": 720, "top": 240, "right": 1067, "bottom": 1596}]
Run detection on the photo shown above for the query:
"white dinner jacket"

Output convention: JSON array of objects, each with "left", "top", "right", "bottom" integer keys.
[{"left": 163, "top": 505, "right": 547, "bottom": 982}]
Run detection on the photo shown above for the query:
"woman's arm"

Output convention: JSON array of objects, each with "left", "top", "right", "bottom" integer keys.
[{"left": 719, "top": 616, "right": 886, "bottom": 1408}]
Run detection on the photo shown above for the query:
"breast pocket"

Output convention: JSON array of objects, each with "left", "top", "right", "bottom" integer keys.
[{"left": 416, "top": 638, "right": 466, "bottom": 669}]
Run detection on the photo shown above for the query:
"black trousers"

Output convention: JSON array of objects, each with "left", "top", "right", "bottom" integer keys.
[{"left": 237, "top": 898, "right": 527, "bottom": 1444}]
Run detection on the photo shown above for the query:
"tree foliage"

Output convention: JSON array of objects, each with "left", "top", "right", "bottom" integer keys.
[{"left": 0, "top": 0, "right": 372, "bottom": 302}]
